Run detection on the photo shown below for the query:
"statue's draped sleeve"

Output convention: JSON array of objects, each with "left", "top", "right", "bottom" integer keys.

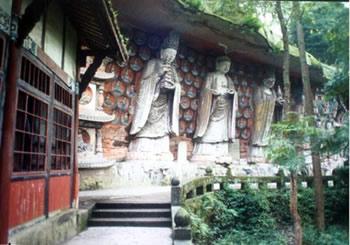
[
  {"left": 252, "top": 85, "right": 276, "bottom": 145},
  {"left": 194, "top": 73, "right": 214, "bottom": 138},
  {"left": 228, "top": 76, "right": 238, "bottom": 140},
  {"left": 130, "top": 59, "right": 160, "bottom": 135},
  {"left": 169, "top": 66, "right": 181, "bottom": 136}
]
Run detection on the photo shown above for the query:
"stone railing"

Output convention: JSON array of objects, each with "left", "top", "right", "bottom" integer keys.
[
  {"left": 174, "top": 174, "right": 337, "bottom": 205},
  {"left": 170, "top": 169, "right": 347, "bottom": 244},
  {"left": 171, "top": 178, "right": 192, "bottom": 244}
]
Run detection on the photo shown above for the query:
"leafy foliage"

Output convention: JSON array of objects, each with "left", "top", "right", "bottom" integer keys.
[
  {"left": 289, "top": 3, "right": 349, "bottom": 66},
  {"left": 303, "top": 225, "right": 349, "bottom": 245},
  {"left": 266, "top": 113, "right": 316, "bottom": 173},
  {"left": 312, "top": 114, "right": 349, "bottom": 160},
  {"left": 185, "top": 187, "right": 287, "bottom": 244},
  {"left": 289, "top": 2, "right": 349, "bottom": 107},
  {"left": 179, "top": 0, "right": 262, "bottom": 31},
  {"left": 185, "top": 176, "right": 349, "bottom": 244}
]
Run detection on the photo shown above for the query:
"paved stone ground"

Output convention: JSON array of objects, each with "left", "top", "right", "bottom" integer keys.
[
  {"left": 79, "top": 186, "right": 171, "bottom": 203},
  {"left": 65, "top": 186, "right": 173, "bottom": 245},
  {"left": 63, "top": 227, "right": 172, "bottom": 245}
]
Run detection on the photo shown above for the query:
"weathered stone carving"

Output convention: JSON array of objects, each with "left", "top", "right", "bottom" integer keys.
[
  {"left": 78, "top": 75, "right": 115, "bottom": 169},
  {"left": 128, "top": 31, "right": 181, "bottom": 160},
  {"left": 250, "top": 71, "right": 284, "bottom": 162},
  {"left": 192, "top": 56, "right": 238, "bottom": 163}
]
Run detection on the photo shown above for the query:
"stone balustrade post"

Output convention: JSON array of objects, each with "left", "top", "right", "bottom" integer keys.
[
  {"left": 241, "top": 181, "right": 247, "bottom": 190},
  {"left": 171, "top": 178, "right": 193, "bottom": 244},
  {"left": 258, "top": 181, "right": 267, "bottom": 189},
  {"left": 205, "top": 167, "right": 213, "bottom": 176},
  {"left": 171, "top": 178, "right": 181, "bottom": 206},
  {"left": 277, "top": 177, "right": 284, "bottom": 189},
  {"left": 174, "top": 207, "right": 192, "bottom": 244}
]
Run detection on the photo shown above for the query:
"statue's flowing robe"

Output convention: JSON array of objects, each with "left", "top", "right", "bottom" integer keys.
[
  {"left": 130, "top": 59, "right": 181, "bottom": 138},
  {"left": 194, "top": 73, "right": 237, "bottom": 142},
  {"left": 251, "top": 86, "right": 276, "bottom": 146}
]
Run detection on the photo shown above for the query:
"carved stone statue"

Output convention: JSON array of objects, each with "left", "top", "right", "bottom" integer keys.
[
  {"left": 128, "top": 31, "right": 181, "bottom": 160},
  {"left": 250, "top": 70, "right": 283, "bottom": 162},
  {"left": 192, "top": 56, "right": 238, "bottom": 163}
]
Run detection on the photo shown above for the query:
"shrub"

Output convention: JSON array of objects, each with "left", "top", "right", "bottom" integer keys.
[
  {"left": 266, "top": 188, "right": 292, "bottom": 225},
  {"left": 324, "top": 187, "right": 349, "bottom": 225},
  {"left": 185, "top": 181, "right": 348, "bottom": 244},
  {"left": 303, "top": 225, "right": 349, "bottom": 245},
  {"left": 185, "top": 186, "right": 287, "bottom": 244}
]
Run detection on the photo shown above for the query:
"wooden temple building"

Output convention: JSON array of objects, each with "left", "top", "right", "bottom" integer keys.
[{"left": 0, "top": 0, "right": 127, "bottom": 243}]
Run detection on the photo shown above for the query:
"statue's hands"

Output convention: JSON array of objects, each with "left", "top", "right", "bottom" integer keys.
[
  {"left": 211, "top": 88, "right": 229, "bottom": 96},
  {"left": 161, "top": 81, "right": 175, "bottom": 90},
  {"left": 159, "top": 64, "right": 175, "bottom": 90},
  {"left": 212, "top": 88, "right": 234, "bottom": 95},
  {"left": 210, "top": 89, "right": 220, "bottom": 95},
  {"left": 276, "top": 97, "right": 285, "bottom": 104},
  {"left": 276, "top": 86, "right": 284, "bottom": 104},
  {"left": 161, "top": 64, "right": 172, "bottom": 74},
  {"left": 227, "top": 88, "right": 235, "bottom": 95}
]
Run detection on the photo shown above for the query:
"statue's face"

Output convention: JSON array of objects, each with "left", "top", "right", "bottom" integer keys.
[
  {"left": 216, "top": 61, "right": 231, "bottom": 74},
  {"left": 160, "top": 48, "right": 177, "bottom": 64},
  {"left": 263, "top": 77, "right": 275, "bottom": 88}
]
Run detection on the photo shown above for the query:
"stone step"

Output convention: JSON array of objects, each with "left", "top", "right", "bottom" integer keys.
[
  {"left": 88, "top": 217, "right": 172, "bottom": 227},
  {"left": 94, "top": 202, "right": 171, "bottom": 209},
  {"left": 92, "top": 208, "right": 171, "bottom": 218}
]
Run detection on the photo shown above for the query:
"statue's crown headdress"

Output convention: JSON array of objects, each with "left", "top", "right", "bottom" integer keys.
[
  {"left": 161, "top": 31, "right": 180, "bottom": 50},
  {"left": 216, "top": 56, "right": 231, "bottom": 64},
  {"left": 265, "top": 67, "right": 275, "bottom": 78}
]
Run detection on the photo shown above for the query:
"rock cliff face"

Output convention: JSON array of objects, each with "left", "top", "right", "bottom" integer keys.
[
  {"left": 78, "top": 25, "right": 340, "bottom": 189},
  {"left": 96, "top": 27, "right": 274, "bottom": 162}
]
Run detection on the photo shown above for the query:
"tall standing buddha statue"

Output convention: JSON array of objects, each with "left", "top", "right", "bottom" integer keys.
[
  {"left": 192, "top": 56, "right": 238, "bottom": 163},
  {"left": 127, "top": 31, "right": 181, "bottom": 161},
  {"left": 250, "top": 70, "right": 284, "bottom": 162}
]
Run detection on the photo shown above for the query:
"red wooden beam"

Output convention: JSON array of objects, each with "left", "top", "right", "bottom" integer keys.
[{"left": 72, "top": 92, "right": 79, "bottom": 208}]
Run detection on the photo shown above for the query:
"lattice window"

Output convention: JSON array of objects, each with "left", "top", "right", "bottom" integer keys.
[
  {"left": 20, "top": 56, "right": 50, "bottom": 95},
  {"left": 55, "top": 83, "right": 72, "bottom": 108},
  {"left": 13, "top": 90, "right": 48, "bottom": 172},
  {"left": 51, "top": 108, "right": 72, "bottom": 170},
  {"left": 14, "top": 54, "right": 74, "bottom": 175}
]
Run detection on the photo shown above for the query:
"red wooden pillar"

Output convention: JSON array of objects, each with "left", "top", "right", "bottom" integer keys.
[
  {"left": 72, "top": 93, "right": 79, "bottom": 208},
  {"left": 0, "top": 1, "right": 22, "bottom": 243}
]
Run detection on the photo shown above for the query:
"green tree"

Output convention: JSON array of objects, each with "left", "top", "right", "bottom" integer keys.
[
  {"left": 289, "top": 2, "right": 348, "bottom": 65},
  {"left": 289, "top": 2, "right": 349, "bottom": 107},
  {"left": 275, "top": 1, "right": 292, "bottom": 116},
  {"left": 267, "top": 112, "right": 316, "bottom": 245},
  {"left": 293, "top": 1, "right": 325, "bottom": 231}
]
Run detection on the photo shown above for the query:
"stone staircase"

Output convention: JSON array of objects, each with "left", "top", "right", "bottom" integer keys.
[{"left": 88, "top": 202, "right": 172, "bottom": 227}]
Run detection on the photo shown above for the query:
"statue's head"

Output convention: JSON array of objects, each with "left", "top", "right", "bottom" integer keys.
[
  {"left": 160, "top": 31, "right": 180, "bottom": 64},
  {"left": 263, "top": 69, "right": 276, "bottom": 88},
  {"left": 215, "top": 56, "right": 231, "bottom": 74}
]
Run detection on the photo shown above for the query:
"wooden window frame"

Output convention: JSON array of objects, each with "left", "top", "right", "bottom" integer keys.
[
  {"left": 13, "top": 89, "right": 49, "bottom": 175},
  {"left": 12, "top": 50, "right": 74, "bottom": 179}
]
